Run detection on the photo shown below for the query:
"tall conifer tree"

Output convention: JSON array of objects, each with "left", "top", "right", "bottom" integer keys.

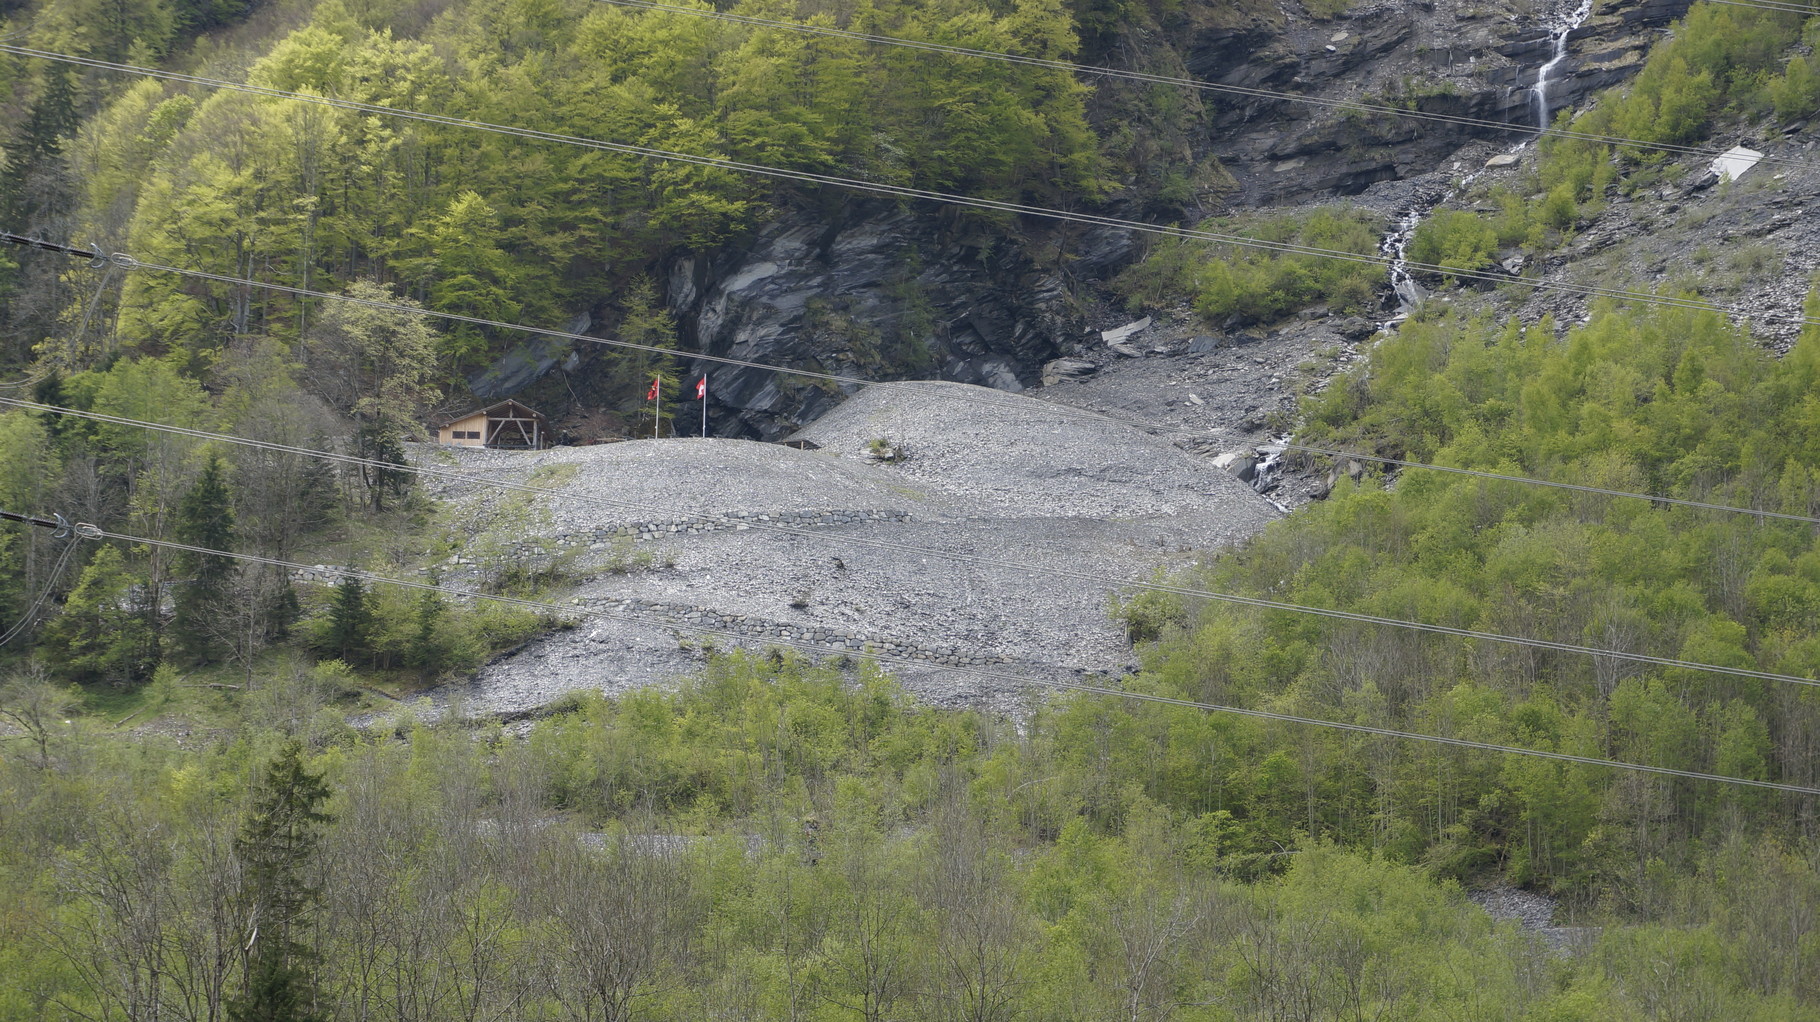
[
  {"left": 171, "top": 453, "right": 236, "bottom": 662},
  {"left": 232, "top": 740, "right": 333, "bottom": 1021}
]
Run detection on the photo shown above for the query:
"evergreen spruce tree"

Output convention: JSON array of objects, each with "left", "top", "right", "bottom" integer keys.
[
  {"left": 354, "top": 425, "right": 409, "bottom": 513},
  {"left": 322, "top": 576, "right": 371, "bottom": 665},
  {"left": 405, "top": 581, "right": 447, "bottom": 681},
  {"left": 171, "top": 454, "right": 236, "bottom": 662},
  {"left": 265, "top": 576, "right": 301, "bottom": 642},
  {"left": 233, "top": 741, "right": 332, "bottom": 1021},
  {"left": 228, "top": 956, "right": 324, "bottom": 1022},
  {"left": 1, "top": 64, "right": 80, "bottom": 224}
]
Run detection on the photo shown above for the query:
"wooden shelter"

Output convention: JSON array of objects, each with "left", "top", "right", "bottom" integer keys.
[{"left": 435, "top": 400, "right": 547, "bottom": 450}]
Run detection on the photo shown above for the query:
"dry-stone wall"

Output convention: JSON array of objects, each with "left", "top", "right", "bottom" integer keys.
[
  {"left": 295, "top": 509, "right": 911, "bottom": 579},
  {"left": 291, "top": 565, "right": 358, "bottom": 585},
  {"left": 489, "top": 508, "right": 911, "bottom": 563},
  {"left": 572, "top": 595, "right": 1014, "bottom": 668}
]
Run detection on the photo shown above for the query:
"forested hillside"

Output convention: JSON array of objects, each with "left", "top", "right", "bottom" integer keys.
[
  {"left": 2, "top": 0, "right": 1104, "bottom": 386},
  {"left": 4, "top": 0, "right": 1820, "bottom": 1015}
]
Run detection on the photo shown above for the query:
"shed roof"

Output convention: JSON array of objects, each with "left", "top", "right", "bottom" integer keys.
[{"left": 437, "top": 399, "right": 546, "bottom": 428}]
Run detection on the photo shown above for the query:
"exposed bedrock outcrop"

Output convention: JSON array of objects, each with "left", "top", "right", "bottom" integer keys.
[
  {"left": 666, "top": 202, "right": 1133, "bottom": 439},
  {"left": 1190, "top": 0, "right": 1694, "bottom": 205},
  {"left": 655, "top": 0, "right": 1693, "bottom": 439}
]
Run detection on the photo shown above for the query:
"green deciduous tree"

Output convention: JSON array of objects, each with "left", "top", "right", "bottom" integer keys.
[
  {"left": 300, "top": 279, "right": 439, "bottom": 510},
  {"left": 37, "top": 544, "right": 157, "bottom": 684}
]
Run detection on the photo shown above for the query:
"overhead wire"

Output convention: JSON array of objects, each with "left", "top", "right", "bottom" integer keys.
[
  {"left": 40, "top": 520, "right": 1819, "bottom": 797},
  {"left": 11, "top": 394, "right": 1820, "bottom": 695},
  {"left": 0, "top": 531, "right": 86, "bottom": 647},
  {"left": 591, "top": 0, "right": 1820, "bottom": 174},
  {"left": 7, "top": 232, "right": 1817, "bottom": 532},
  {"left": 1695, "top": 0, "right": 1820, "bottom": 14},
  {"left": 3, "top": 13, "right": 1814, "bottom": 672},
  {"left": 9, "top": 10, "right": 1816, "bottom": 495},
  {"left": 0, "top": 6, "right": 1812, "bottom": 802},
  {"left": 1280, "top": 444, "right": 1820, "bottom": 524},
  {"left": 3, "top": 45, "right": 1818, "bottom": 332}
]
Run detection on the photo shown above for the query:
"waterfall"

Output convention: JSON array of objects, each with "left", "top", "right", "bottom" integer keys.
[
  {"left": 1533, "top": 0, "right": 1595, "bottom": 131},
  {"left": 1375, "top": 0, "right": 1596, "bottom": 328},
  {"left": 1378, "top": 202, "right": 1432, "bottom": 327}
]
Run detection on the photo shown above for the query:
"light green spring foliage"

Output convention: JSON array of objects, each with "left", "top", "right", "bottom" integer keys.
[
  {"left": 1413, "top": 7, "right": 1819, "bottom": 276},
  {"left": 0, "top": 412, "right": 53, "bottom": 624},
  {"left": 1112, "top": 295, "right": 1820, "bottom": 895},
  {"left": 1, "top": 650, "right": 1816, "bottom": 1019},
  {"left": 44, "top": 0, "right": 1100, "bottom": 379},
  {"left": 1113, "top": 207, "right": 1386, "bottom": 324}
]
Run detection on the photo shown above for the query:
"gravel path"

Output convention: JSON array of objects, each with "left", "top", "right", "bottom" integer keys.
[{"left": 409, "top": 382, "right": 1280, "bottom": 718}]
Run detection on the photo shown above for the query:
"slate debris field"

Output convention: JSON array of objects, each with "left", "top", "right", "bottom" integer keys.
[{"left": 418, "top": 382, "right": 1280, "bottom": 716}]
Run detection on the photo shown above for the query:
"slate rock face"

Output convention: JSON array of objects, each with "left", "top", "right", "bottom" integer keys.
[
  {"left": 667, "top": 201, "right": 1133, "bottom": 439},
  {"left": 1192, "top": 0, "right": 1695, "bottom": 206},
  {"left": 646, "top": 0, "right": 1696, "bottom": 440}
]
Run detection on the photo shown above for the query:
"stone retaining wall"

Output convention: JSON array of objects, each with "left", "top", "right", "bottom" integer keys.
[
  {"left": 478, "top": 508, "right": 911, "bottom": 565},
  {"left": 291, "top": 565, "right": 357, "bottom": 585},
  {"left": 575, "top": 595, "right": 1014, "bottom": 669},
  {"left": 300, "top": 508, "right": 910, "bottom": 576}
]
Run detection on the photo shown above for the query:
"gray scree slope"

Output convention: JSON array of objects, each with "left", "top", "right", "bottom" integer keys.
[{"left": 423, "top": 381, "right": 1280, "bottom": 717}]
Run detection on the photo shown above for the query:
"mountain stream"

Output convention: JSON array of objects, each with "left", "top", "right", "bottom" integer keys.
[{"left": 1374, "top": 0, "right": 1596, "bottom": 329}]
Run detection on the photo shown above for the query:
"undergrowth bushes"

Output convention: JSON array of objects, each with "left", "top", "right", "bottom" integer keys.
[{"left": 1114, "top": 207, "right": 1385, "bottom": 324}]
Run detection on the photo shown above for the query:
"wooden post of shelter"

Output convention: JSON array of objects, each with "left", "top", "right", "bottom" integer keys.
[{"left": 434, "top": 400, "right": 547, "bottom": 450}]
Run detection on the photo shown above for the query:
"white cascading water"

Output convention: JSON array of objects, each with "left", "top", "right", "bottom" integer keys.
[
  {"left": 1533, "top": 0, "right": 1595, "bottom": 130},
  {"left": 1374, "top": 0, "right": 1596, "bottom": 329},
  {"left": 1378, "top": 201, "right": 1433, "bottom": 326},
  {"left": 1252, "top": 1, "right": 1599, "bottom": 499}
]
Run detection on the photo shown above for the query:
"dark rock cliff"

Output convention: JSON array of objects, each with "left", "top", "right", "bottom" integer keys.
[
  {"left": 656, "top": 0, "right": 1693, "bottom": 438},
  {"left": 667, "top": 202, "right": 1132, "bottom": 438},
  {"left": 1194, "top": 0, "right": 1692, "bottom": 204}
]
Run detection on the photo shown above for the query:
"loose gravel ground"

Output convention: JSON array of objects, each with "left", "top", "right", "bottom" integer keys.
[
  {"left": 1469, "top": 887, "right": 1600, "bottom": 954},
  {"left": 410, "top": 381, "right": 1280, "bottom": 718}
]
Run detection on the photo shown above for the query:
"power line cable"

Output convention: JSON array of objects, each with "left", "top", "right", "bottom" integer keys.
[
  {"left": 12, "top": 394, "right": 1820, "bottom": 694},
  {"left": 592, "top": 0, "right": 1820, "bottom": 174},
  {"left": 0, "top": 540, "right": 80, "bottom": 647},
  {"left": 8, "top": 232, "right": 1817, "bottom": 533},
  {"left": 9, "top": 233, "right": 1816, "bottom": 536},
  {"left": 1694, "top": 0, "right": 1820, "bottom": 15},
  {"left": 3, "top": 46, "right": 1818, "bottom": 331},
  {"left": 0, "top": 511, "right": 98, "bottom": 647},
  {"left": 57, "top": 521, "right": 1820, "bottom": 796}
]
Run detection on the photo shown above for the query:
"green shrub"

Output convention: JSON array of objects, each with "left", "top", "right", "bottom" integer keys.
[
  {"left": 1524, "top": 4, "right": 1810, "bottom": 240},
  {"left": 1407, "top": 209, "right": 1499, "bottom": 278},
  {"left": 1115, "top": 208, "right": 1387, "bottom": 325},
  {"left": 1769, "top": 53, "right": 1819, "bottom": 121}
]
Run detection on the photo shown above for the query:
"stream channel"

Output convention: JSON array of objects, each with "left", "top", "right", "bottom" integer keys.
[{"left": 1375, "top": 0, "right": 1596, "bottom": 329}]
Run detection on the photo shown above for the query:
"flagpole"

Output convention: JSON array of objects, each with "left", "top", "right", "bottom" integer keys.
[
  {"left": 701, "top": 377, "right": 708, "bottom": 438},
  {"left": 654, "top": 377, "right": 661, "bottom": 439}
]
